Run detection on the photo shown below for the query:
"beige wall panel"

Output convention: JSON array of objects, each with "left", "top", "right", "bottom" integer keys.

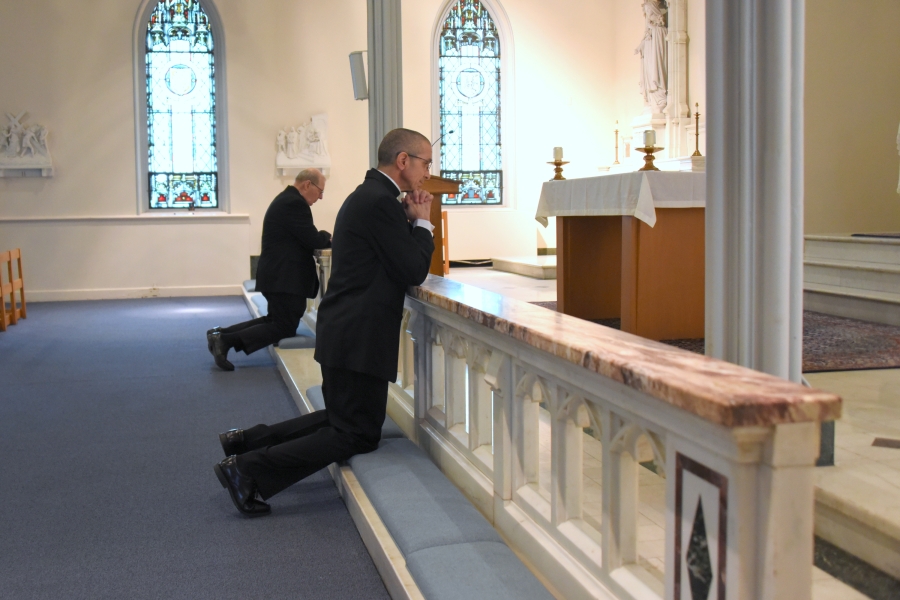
[{"left": 805, "top": 0, "right": 900, "bottom": 234}]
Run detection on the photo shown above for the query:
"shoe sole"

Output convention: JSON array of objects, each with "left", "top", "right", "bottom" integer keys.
[
  {"left": 214, "top": 463, "right": 228, "bottom": 488},
  {"left": 213, "top": 463, "right": 270, "bottom": 518}
]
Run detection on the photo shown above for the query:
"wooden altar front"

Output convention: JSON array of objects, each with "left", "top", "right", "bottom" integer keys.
[{"left": 540, "top": 172, "right": 705, "bottom": 341}]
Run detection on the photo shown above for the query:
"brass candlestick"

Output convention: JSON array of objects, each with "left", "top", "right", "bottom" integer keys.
[
  {"left": 613, "top": 120, "right": 620, "bottom": 165},
  {"left": 636, "top": 146, "right": 664, "bottom": 171},
  {"left": 548, "top": 159, "right": 569, "bottom": 180},
  {"left": 692, "top": 103, "right": 702, "bottom": 157}
]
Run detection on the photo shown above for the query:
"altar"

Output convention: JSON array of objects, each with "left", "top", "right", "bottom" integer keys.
[{"left": 536, "top": 171, "right": 705, "bottom": 341}]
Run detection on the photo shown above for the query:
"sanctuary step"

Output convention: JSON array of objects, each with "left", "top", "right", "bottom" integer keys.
[
  {"left": 804, "top": 235, "right": 900, "bottom": 326},
  {"left": 490, "top": 256, "right": 556, "bottom": 280}
]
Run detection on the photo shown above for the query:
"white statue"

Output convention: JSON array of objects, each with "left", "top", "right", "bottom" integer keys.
[
  {"left": 635, "top": 0, "right": 668, "bottom": 113},
  {"left": 286, "top": 127, "right": 299, "bottom": 159},
  {"left": 37, "top": 126, "right": 48, "bottom": 155},
  {"left": 276, "top": 129, "right": 287, "bottom": 156},
  {"left": 305, "top": 114, "right": 328, "bottom": 157},
  {"left": 3, "top": 112, "right": 24, "bottom": 156},
  {"left": 20, "top": 127, "right": 37, "bottom": 157}
]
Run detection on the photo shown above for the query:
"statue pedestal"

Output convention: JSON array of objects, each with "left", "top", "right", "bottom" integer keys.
[{"left": 655, "top": 155, "right": 705, "bottom": 172}]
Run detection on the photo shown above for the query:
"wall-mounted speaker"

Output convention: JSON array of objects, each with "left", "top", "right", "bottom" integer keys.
[{"left": 349, "top": 51, "right": 368, "bottom": 101}]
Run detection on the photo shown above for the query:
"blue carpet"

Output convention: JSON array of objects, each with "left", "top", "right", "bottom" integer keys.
[{"left": 0, "top": 297, "right": 388, "bottom": 599}]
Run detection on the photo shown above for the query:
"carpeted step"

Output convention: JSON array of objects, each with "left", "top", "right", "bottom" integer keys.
[{"left": 348, "top": 438, "right": 553, "bottom": 599}]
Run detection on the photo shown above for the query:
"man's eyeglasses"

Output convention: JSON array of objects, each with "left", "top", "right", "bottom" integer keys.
[
  {"left": 310, "top": 181, "right": 324, "bottom": 195},
  {"left": 405, "top": 152, "right": 433, "bottom": 170}
]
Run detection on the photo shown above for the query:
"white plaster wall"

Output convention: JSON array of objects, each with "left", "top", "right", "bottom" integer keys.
[
  {"left": 0, "top": 0, "right": 368, "bottom": 299},
  {"left": 402, "top": 0, "right": 618, "bottom": 260},
  {"left": 401, "top": 0, "right": 707, "bottom": 259}
]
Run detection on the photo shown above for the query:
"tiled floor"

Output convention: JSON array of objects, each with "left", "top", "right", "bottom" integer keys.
[
  {"left": 446, "top": 267, "right": 875, "bottom": 598},
  {"left": 807, "top": 369, "right": 900, "bottom": 570}
]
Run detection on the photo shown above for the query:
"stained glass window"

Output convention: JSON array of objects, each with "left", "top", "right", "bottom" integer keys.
[
  {"left": 146, "top": 1, "right": 217, "bottom": 209},
  {"left": 438, "top": 0, "right": 502, "bottom": 206}
]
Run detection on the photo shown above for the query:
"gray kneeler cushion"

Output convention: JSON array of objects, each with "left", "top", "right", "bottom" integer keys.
[
  {"left": 242, "top": 279, "right": 256, "bottom": 293},
  {"left": 250, "top": 293, "right": 267, "bottom": 316},
  {"left": 348, "top": 439, "right": 503, "bottom": 555},
  {"left": 405, "top": 541, "right": 554, "bottom": 600},
  {"left": 277, "top": 320, "right": 316, "bottom": 349},
  {"left": 305, "top": 386, "right": 404, "bottom": 439}
]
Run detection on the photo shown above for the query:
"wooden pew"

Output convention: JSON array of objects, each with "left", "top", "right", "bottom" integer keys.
[{"left": 0, "top": 248, "right": 26, "bottom": 332}]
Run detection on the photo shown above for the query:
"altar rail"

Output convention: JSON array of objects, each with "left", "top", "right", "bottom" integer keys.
[{"left": 311, "top": 251, "right": 840, "bottom": 599}]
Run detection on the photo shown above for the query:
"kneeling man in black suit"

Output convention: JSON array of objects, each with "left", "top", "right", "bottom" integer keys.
[
  {"left": 208, "top": 168, "right": 332, "bottom": 371},
  {"left": 213, "top": 129, "right": 435, "bottom": 517}
]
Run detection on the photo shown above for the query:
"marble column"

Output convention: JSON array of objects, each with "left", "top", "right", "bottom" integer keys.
[
  {"left": 367, "top": 0, "right": 403, "bottom": 168},
  {"left": 664, "top": 0, "right": 690, "bottom": 157},
  {"left": 706, "top": 3, "right": 817, "bottom": 594},
  {"left": 705, "top": 0, "right": 804, "bottom": 385}
]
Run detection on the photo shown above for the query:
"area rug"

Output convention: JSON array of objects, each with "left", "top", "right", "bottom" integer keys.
[{"left": 528, "top": 301, "right": 900, "bottom": 373}]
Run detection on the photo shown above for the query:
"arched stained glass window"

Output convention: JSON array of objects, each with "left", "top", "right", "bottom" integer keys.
[
  {"left": 439, "top": 0, "right": 502, "bottom": 206},
  {"left": 146, "top": 0, "right": 217, "bottom": 209}
]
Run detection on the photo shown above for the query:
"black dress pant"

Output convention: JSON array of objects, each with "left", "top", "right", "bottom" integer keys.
[
  {"left": 236, "top": 365, "right": 389, "bottom": 499},
  {"left": 221, "top": 292, "right": 306, "bottom": 355}
]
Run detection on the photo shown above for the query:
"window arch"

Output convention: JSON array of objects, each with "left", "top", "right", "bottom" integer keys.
[
  {"left": 133, "top": 0, "right": 229, "bottom": 212},
  {"left": 437, "top": 0, "right": 503, "bottom": 206}
]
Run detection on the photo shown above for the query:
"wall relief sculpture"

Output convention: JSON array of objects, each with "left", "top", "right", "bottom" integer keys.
[
  {"left": 275, "top": 113, "right": 330, "bottom": 176},
  {"left": 0, "top": 111, "right": 53, "bottom": 177}
]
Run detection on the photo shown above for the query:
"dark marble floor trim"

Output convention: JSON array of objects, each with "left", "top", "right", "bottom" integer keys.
[{"left": 815, "top": 536, "right": 900, "bottom": 599}]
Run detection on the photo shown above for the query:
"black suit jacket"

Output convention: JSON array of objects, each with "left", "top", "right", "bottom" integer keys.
[
  {"left": 315, "top": 170, "right": 434, "bottom": 381},
  {"left": 255, "top": 186, "right": 332, "bottom": 298}
]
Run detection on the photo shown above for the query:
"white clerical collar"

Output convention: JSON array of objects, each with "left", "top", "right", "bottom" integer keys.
[{"left": 376, "top": 169, "right": 403, "bottom": 199}]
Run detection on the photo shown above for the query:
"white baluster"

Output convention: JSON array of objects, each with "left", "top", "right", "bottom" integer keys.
[
  {"left": 485, "top": 351, "right": 512, "bottom": 500},
  {"left": 467, "top": 343, "right": 493, "bottom": 452},
  {"left": 552, "top": 395, "right": 588, "bottom": 526},
  {"left": 602, "top": 412, "right": 639, "bottom": 571},
  {"left": 444, "top": 333, "right": 468, "bottom": 435}
]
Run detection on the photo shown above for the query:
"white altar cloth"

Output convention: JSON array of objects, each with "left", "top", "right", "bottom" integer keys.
[{"left": 535, "top": 171, "right": 705, "bottom": 228}]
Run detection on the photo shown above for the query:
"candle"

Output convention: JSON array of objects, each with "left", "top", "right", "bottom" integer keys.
[
  {"left": 553, "top": 147, "right": 563, "bottom": 160},
  {"left": 643, "top": 130, "right": 656, "bottom": 148}
]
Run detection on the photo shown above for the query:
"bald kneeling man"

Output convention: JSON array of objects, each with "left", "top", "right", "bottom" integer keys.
[
  {"left": 207, "top": 168, "right": 332, "bottom": 371},
  {"left": 213, "top": 129, "right": 435, "bottom": 517}
]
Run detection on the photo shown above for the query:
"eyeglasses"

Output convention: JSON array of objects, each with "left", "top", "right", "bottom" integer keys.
[
  {"left": 309, "top": 181, "right": 324, "bottom": 195},
  {"left": 404, "top": 152, "right": 433, "bottom": 170}
]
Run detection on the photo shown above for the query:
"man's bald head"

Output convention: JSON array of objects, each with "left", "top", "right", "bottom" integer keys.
[
  {"left": 294, "top": 168, "right": 325, "bottom": 206},
  {"left": 377, "top": 129, "right": 430, "bottom": 167},
  {"left": 295, "top": 168, "right": 323, "bottom": 187}
]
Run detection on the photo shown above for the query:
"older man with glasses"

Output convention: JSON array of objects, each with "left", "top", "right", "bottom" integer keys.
[{"left": 207, "top": 168, "right": 332, "bottom": 371}]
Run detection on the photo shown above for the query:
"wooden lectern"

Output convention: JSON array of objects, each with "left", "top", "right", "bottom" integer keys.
[{"left": 421, "top": 175, "right": 461, "bottom": 276}]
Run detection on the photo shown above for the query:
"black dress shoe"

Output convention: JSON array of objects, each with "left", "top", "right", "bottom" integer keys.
[
  {"left": 214, "top": 456, "right": 270, "bottom": 518},
  {"left": 210, "top": 331, "right": 234, "bottom": 371},
  {"left": 219, "top": 428, "right": 247, "bottom": 457},
  {"left": 207, "top": 327, "right": 222, "bottom": 354}
]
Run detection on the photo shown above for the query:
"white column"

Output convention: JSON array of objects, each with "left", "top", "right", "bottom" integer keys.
[
  {"left": 367, "top": 0, "right": 403, "bottom": 167},
  {"left": 665, "top": 0, "right": 690, "bottom": 157},
  {"left": 705, "top": 0, "right": 804, "bottom": 383}
]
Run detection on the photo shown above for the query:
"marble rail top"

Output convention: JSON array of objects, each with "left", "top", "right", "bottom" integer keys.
[{"left": 409, "top": 275, "right": 841, "bottom": 429}]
